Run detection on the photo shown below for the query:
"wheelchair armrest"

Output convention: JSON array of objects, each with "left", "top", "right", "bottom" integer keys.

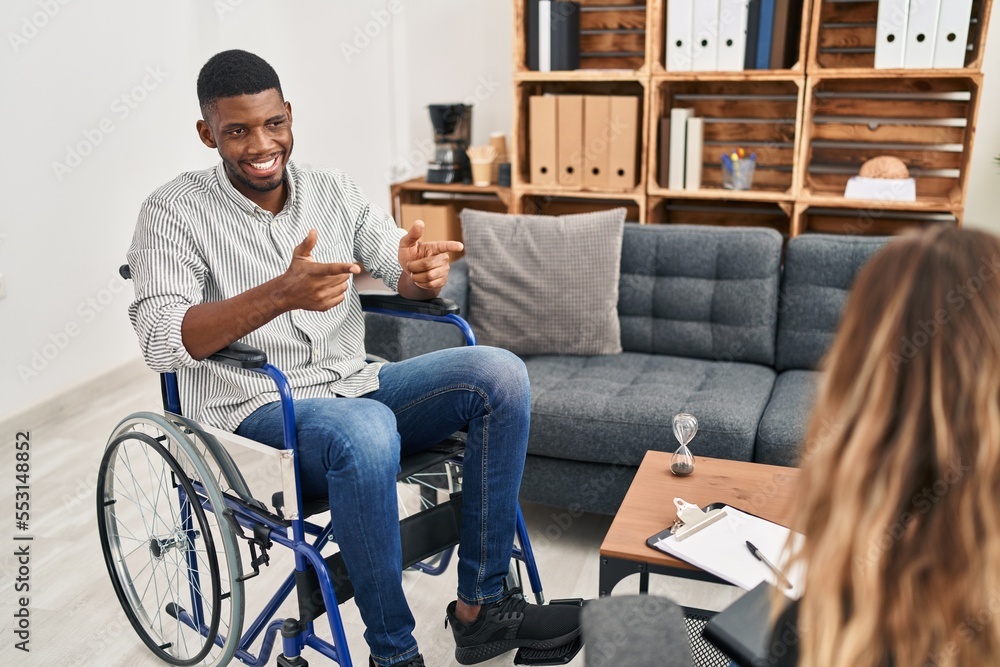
[
  {"left": 207, "top": 341, "right": 268, "bottom": 369},
  {"left": 359, "top": 292, "right": 460, "bottom": 316}
]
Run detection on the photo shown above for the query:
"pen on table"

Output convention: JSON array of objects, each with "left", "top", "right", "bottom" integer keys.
[{"left": 746, "top": 540, "right": 793, "bottom": 590}]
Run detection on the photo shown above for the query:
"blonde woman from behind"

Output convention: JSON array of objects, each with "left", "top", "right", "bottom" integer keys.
[{"left": 771, "top": 225, "right": 1000, "bottom": 667}]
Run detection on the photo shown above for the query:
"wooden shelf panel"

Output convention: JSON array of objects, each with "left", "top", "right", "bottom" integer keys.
[
  {"left": 801, "top": 192, "right": 960, "bottom": 213},
  {"left": 801, "top": 76, "right": 980, "bottom": 210},
  {"left": 647, "top": 187, "right": 793, "bottom": 203},
  {"left": 514, "top": 70, "right": 645, "bottom": 83},
  {"left": 648, "top": 78, "right": 804, "bottom": 194},
  {"left": 392, "top": 178, "right": 510, "bottom": 199},
  {"left": 517, "top": 184, "right": 646, "bottom": 199},
  {"left": 807, "top": 0, "right": 993, "bottom": 71}
]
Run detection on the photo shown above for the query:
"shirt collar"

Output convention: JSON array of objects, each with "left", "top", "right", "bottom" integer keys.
[{"left": 214, "top": 159, "right": 297, "bottom": 216}]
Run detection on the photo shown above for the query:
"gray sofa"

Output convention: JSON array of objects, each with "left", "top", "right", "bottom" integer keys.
[{"left": 366, "top": 224, "right": 886, "bottom": 516}]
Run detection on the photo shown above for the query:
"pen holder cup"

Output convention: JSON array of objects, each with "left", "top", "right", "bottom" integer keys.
[{"left": 722, "top": 159, "right": 756, "bottom": 191}]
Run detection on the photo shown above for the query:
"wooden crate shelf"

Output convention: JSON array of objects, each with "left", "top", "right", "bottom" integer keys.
[
  {"left": 648, "top": 77, "right": 805, "bottom": 196},
  {"left": 513, "top": 0, "right": 650, "bottom": 75},
  {"left": 648, "top": 197, "right": 793, "bottom": 235},
  {"left": 512, "top": 78, "right": 650, "bottom": 193},
  {"left": 799, "top": 75, "right": 982, "bottom": 211},
  {"left": 503, "top": 0, "right": 991, "bottom": 238},
  {"left": 389, "top": 178, "right": 512, "bottom": 228},
  {"left": 807, "top": 0, "right": 994, "bottom": 72},
  {"left": 795, "top": 203, "right": 960, "bottom": 236},
  {"left": 649, "top": 0, "right": 811, "bottom": 75}
]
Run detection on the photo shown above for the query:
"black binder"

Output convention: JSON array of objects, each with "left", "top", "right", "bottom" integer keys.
[{"left": 527, "top": 1, "right": 580, "bottom": 71}]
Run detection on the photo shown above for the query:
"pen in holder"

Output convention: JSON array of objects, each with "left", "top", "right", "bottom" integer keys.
[
  {"left": 721, "top": 149, "right": 756, "bottom": 191},
  {"left": 671, "top": 498, "right": 728, "bottom": 541}
]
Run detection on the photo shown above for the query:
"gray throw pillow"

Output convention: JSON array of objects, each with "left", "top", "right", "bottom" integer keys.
[{"left": 460, "top": 208, "right": 625, "bottom": 356}]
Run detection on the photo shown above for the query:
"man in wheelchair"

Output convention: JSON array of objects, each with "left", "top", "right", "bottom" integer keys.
[{"left": 126, "top": 49, "right": 581, "bottom": 666}]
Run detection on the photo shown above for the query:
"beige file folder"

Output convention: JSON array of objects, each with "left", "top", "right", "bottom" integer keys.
[
  {"left": 556, "top": 95, "right": 584, "bottom": 188},
  {"left": 583, "top": 95, "right": 611, "bottom": 188},
  {"left": 529, "top": 95, "right": 558, "bottom": 185},
  {"left": 608, "top": 96, "right": 639, "bottom": 190}
]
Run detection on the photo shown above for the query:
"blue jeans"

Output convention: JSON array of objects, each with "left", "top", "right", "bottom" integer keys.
[{"left": 235, "top": 346, "right": 530, "bottom": 666}]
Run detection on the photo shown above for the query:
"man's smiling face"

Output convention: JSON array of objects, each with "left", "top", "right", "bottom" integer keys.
[{"left": 197, "top": 88, "right": 294, "bottom": 201}]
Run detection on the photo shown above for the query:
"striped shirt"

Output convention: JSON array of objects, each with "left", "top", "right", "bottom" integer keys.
[{"left": 127, "top": 160, "right": 406, "bottom": 431}]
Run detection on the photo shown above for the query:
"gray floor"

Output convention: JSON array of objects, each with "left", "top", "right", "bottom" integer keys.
[{"left": 0, "top": 360, "right": 740, "bottom": 667}]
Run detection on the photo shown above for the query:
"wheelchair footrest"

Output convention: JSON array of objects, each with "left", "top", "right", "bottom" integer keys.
[
  {"left": 514, "top": 598, "right": 586, "bottom": 666},
  {"left": 514, "top": 636, "right": 584, "bottom": 665}
]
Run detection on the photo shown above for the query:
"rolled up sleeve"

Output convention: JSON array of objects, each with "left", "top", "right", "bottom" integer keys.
[{"left": 126, "top": 198, "right": 205, "bottom": 373}]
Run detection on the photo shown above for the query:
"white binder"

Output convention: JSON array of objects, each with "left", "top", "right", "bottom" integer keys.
[
  {"left": 684, "top": 117, "right": 705, "bottom": 190},
  {"left": 668, "top": 107, "right": 695, "bottom": 189},
  {"left": 932, "top": 0, "right": 974, "bottom": 68},
  {"left": 903, "top": 0, "right": 941, "bottom": 69},
  {"left": 717, "top": 0, "right": 750, "bottom": 71},
  {"left": 692, "top": 0, "right": 721, "bottom": 71},
  {"left": 875, "top": 0, "right": 909, "bottom": 69},
  {"left": 538, "top": 0, "right": 552, "bottom": 72},
  {"left": 667, "top": 0, "right": 694, "bottom": 71}
]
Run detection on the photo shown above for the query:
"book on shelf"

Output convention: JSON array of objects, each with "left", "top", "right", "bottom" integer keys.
[
  {"left": 668, "top": 108, "right": 695, "bottom": 189},
  {"left": 527, "top": 0, "right": 580, "bottom": 71},
  {"left": 685, "top": 117, "right": 704, "bottom": 191}
]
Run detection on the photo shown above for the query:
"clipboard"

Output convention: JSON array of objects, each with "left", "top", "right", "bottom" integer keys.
[{"left": 646, "top": 502, "right": 804, "bottom": 596}]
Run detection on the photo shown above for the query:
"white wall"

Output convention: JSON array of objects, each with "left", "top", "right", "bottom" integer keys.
[
  {"left": 1, "top": 1, "right": 998, "bottom": 421},
  {"left": 963, "top": 18, "right": 1000, "bottom": 233}
]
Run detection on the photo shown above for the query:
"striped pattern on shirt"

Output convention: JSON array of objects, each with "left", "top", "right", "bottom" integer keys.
[{"left": 127, "top": 160, "right": 405, "bottom": 431}]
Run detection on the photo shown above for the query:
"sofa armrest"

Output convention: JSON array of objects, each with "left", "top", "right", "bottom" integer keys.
[{"left": 364, "top": 260, "right": 470, "bottom": 361}]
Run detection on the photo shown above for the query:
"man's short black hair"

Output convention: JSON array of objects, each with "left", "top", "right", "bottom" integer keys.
[{"left": 197, "top": 49, "right": 283, "bottom": 119}]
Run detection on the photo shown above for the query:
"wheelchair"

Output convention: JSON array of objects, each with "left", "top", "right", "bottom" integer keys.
[{"left": 96, "top": 267, "right": 583, "bottom": 667}]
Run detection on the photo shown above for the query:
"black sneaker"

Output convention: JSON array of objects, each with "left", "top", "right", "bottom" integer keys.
[
  {"left": 368, "top": 654, "right": 425, "bottom": 667},
  {"left": 445, "top": 588, "right": 582, "bottom": 665}
]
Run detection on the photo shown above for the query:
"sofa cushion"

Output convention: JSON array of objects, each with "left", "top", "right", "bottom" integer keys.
[
  {"left": 754, "top": 370, "right": 820, "bottom": 466},
  {"left": 523, "top": 352, "right": 776, "bottom": 466},
  {"left": 460, "top": 208, "right": 626, "bottom": 356},
  {"left": 618, "top": 224, "right": 783, "bottom": 366},
  {"left": 775, "top": 234, "right": 889, "bottom": 371}
]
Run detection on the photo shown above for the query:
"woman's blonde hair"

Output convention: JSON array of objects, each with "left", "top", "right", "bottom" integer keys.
[{"left": 788, "top": 225, "right": 1000, "bottom": 667}]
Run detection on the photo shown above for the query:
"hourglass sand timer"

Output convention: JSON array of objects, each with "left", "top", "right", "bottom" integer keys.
[{"left": 670, "top": 413, "right": 698, "bottom": 476}]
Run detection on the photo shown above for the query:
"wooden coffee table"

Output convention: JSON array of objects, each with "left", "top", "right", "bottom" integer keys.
[{"left": 599, "top": 450, "right": 800, "bottom": 597}]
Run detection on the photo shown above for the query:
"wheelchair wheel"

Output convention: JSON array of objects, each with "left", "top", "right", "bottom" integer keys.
[{"left": 97, "top": 413, "right": 244, "bottom": 667}]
